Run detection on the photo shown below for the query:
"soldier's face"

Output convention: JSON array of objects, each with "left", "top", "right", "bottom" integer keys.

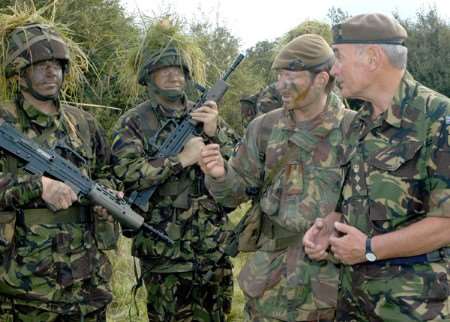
[
  {"left": 331, "top": 44, "right": 370, "bottom": 98},
  {"left": 151, "top": 66, "right": 186, "bottom": 91},
  {"left": 276, "top": 69, "right": 313, "bottom": 109},
  {"left": 23, "top": 60, "right": 63, "bottom": 97},
  {"left": 240, "top": 102, "right": 256, "bottom": 122}
]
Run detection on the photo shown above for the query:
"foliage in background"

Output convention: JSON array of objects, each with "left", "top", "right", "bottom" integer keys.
[
  {"left": 0, "top": 2, "right": 89, "bottom": 101},
  {"left": 0, "top": 0, "right": 139, "bottom": 133},
  {"left": 2, "top": 2, "right": 450, "bottom": 321},
  {"left": 122, "top": 16, "right": 207, "bottom": 101},
  {"left": 399, "top": 7, "right": 450, "bottom": 97}
]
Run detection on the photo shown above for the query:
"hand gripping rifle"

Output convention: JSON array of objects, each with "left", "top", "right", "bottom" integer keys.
[
  {"left": 0, "top": 119, "right": 174, "bottom": 245},
  {"left": 129, "top": 53, "right": 245, "bottom": 212}
]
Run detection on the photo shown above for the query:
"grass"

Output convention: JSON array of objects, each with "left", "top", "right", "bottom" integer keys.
[{"left": 106, "top": 203, "right": 250, "bottom": 322}]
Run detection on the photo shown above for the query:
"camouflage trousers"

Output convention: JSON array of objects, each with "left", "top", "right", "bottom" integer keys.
[
  {"left": 239, "top": 248, "right": 338, "bottom": 322},
  {"left": 142, "top": 261, "right": 233, "bottom": 322},
  {"left": 0, "top": 302, "right": 106, "bottom": 322},
  {"left": 244, "top": 298, "right": 335, "bottom": 322},
  {"left": 336, "top": 261, "right": 450, "bottom": 322}
]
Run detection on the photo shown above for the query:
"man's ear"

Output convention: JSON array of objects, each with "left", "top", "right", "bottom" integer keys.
[
  {"left": 366, "top": 45, "right": 382, "bottom": 71},
  {"left": 314, "top": 71, "right": 330, "bottom": 89},
  {"left": 13, "top": 72, "right": 26, "bottom": 87}
]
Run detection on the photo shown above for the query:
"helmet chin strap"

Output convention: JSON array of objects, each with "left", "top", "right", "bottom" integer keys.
[
  {"left": 20, "top": 74, "right": 62, "bottom": 102},
  {"left": 147, "top": 78, "right": 185, "bottom": 102}
]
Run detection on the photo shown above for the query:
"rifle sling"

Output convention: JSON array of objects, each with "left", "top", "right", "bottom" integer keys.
[{"left": 0, "top": 206, "right": 91, "bottom": 226}]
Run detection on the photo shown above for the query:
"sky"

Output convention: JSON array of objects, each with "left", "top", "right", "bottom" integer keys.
[{"left": 121, "top": 0, "right": 450, "bottom": 49}]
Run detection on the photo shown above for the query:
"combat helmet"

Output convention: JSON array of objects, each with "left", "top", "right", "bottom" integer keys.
[
  {"left": 5, "top": 23, "right": 70, "bottom": 78},
  {"left": 137, "top": 46, "right": 190, "bottom": 86}
]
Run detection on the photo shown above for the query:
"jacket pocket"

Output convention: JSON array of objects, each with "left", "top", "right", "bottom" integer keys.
[
  {"left": 94, "top": 216, "right": 120, "bottom": 250},
  {"left": 366, "top": 141, "right": 426, "bottom": 230}
]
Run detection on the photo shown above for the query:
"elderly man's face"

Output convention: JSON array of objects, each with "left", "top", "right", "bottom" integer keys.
[{"left": 330, "top": 44, "right": 370, "bottom": 99}]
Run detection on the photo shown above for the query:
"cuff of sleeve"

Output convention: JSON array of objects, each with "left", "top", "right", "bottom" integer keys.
[
  {"left": 18, "top": 175, "right": 43, "bottom": 206},
  {"left": 166, "top": 156, "right": 184, "bottom": 176},
  {"left": 205, "top": 163, "right": 233, "bottom": 193},
  {"left": 208, "top": 123, "right": 225, "bottom": 144},
  {"left": 427, "top": 189, "right": 450, "bottom": 218}
]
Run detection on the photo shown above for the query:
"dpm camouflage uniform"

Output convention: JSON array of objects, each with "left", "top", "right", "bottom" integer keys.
[
  {"left": 111, "top": 95, "right": 239, "bottom": 322},
  {"left": 206, "top": 92, "right": 355, "bottom": 321},
  {"left": 0, "top": 100, "right": 119, "bottom": 322},
  {"left": 336, "top": 72, "right": 450, "bottom": 322}
]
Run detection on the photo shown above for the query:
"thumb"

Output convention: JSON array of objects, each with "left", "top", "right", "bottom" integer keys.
[
  {"left": 334, "top": 222, "right": 352, "bottom": 234},
  {"left": 314, "top": 218, "right": 325, "bottom": 230}
]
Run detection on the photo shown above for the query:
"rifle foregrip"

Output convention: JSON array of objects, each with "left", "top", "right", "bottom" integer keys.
[
  {"left": 88, "top": 184, "right": 144, "bottom": 229},
  {"left": 89, "top": 185, "right": 174, "bottom": 245}
]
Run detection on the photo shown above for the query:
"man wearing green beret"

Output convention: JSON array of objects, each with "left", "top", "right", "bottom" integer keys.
[
  {"left": 199, "top": 34, "right": 355, "bottom": 321},
  {"left": 304, "top": 13, "right": 450, "bottom": 321}
]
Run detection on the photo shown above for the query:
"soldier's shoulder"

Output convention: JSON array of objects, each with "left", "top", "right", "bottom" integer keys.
[
  {"left": 61, "top": 103, "right": 97, "bottom": 123},
  {"left": 249, "top": 108, "right": 284, "bottom": 131},
  {"left": 0, "top": 100, "right": 18, "bottom": 122},
  {"left": 253, "top": 108, "right": 283, "bottom": 125},
  {"left": 119, "top": 100, "right": 154, "bottom": 122},
  {"left": 246, "top": 108, "right": 284, "bottom": 150},
  {"left": 415, "top": 83, "right": 450, "bottom": 117}
]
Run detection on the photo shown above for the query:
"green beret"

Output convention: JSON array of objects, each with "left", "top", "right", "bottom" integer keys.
[
  {"left": 272, "top": 34, "right": 334, "bottom": 71},
  {"left": 333, "top": 13, "right": 407, "bottom": 45}
]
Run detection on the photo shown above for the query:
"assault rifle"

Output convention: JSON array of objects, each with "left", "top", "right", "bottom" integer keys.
[
  {"left": 129, "top": 53, "right": 245, "bottom": 212},
  {"left": 0, "top": 119, "right": 173, "bottom": 245}
]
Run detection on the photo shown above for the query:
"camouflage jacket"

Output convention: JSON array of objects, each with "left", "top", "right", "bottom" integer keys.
[
  {"left": 339, "top": 71, "right": 450, "bottom": 236},
  {"left": 0, "top": 98, "right": 118, "bottom": 314},
  {"left": 206, "top": 93, "right": 354, "bottom": 321},
  {"left": 111, "top": 96, "right": 239, "bottom": 273}
]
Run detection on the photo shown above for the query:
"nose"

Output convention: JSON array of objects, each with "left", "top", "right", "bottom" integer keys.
[
  {"left": 45, "top": 64, "right": 60, "bottom": 77},
  {"left": 330, "top": 63, "right": 339, "bottom": 77}
]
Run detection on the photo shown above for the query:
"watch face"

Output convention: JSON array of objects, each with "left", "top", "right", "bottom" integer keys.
[{"left": 366, "top": 252, "right": 377, "bottom": 262}]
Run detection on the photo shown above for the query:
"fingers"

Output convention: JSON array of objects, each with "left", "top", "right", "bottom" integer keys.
[
  {"left": 305, "top": 246, "right": 328, "bottom": 260},
  {"left": 93, "top": 205, "right": 111, "bottom": 221},
  {"left": 334, "top": 222, "right": 353, "bottom": 234},
  {"left": 191, "top": 101, "right": 218, "bottom": 137},
  {"left": 190, "top": 103, "right": 218, "bottom": 120},
  {"left": 201, "top": 144, "right": 220, "bottom": 154},
  {"left": 41, "top": 176, "right": 78, "bottom": 211}
]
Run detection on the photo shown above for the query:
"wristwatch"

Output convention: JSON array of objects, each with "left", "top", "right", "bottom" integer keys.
[{"left": 365, "top": 237, "right": 377, "bottom": 262}]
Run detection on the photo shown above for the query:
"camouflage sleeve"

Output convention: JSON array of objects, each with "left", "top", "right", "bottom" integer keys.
[
  {"left": 206, "top": 118, "right": 264, "bottom": 208},
  {"left": 208, "top": 117, "right": 240, "bottom": 160},
  {"left": 0, "top": 107, "right": 43, "bottom": 209},
  {"left": 111, "top": 113, "right": 181, "bottom": 192},
  {"left": 0, "top": 167, "right": 42, "bottom": 209},
  {"left": 426, "top": 115, "right": 450, "bottom": 218}
]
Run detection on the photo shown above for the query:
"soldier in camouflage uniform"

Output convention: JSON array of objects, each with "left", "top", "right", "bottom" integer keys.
[
  {"left": 0, "top": 23, "right": 119, "bottom": 321},
  {"left": 304, "top": 13, "right": 450, "bottom": 322},
  {"left": 240, "top": 83, "right": 283, "bottom": 128},
  {"left": 200, "top": 34, "right": 355, "bottom": 322},
  {"left": 240, "top": 94, "right": 259, "bottom": 127},
  {"left": 110, "top": 42, "right": 239, "bottom": 320}
]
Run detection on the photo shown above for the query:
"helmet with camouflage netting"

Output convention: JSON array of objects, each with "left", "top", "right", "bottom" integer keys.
[
  {"left": 0, "top": 4, "right": 88, "bottom": 101},
  {"left": 131, "top": 17, "right": 206, "bottom": 87},
  {"left": 5, "top": 23, "right": 70, "bottom": 78},
  {"left": 138, "top": 47, "right": 190, "bottom": 86}
]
